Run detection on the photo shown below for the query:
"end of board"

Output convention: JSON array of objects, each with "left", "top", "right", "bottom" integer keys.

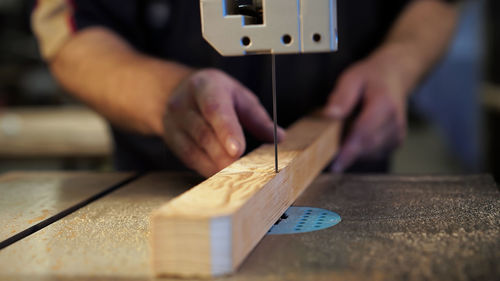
[{"left": 150, "top": 211, "right": 234, "bottom": 278}]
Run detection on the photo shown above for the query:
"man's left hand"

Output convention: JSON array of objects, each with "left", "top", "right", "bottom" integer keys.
[{"left": 323, "top": 46, "right": 410, "bottom": 172}]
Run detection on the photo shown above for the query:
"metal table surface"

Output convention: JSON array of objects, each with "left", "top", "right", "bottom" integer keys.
[{"left": 0, "top": 172, "right": 498, "bottom": 281}]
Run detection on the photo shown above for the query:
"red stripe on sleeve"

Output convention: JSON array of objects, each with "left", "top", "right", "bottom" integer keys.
[
  {"left": 65, "top": 0, "right": 77, "bottom": 33},
  {"left": 33, "top": 0, "right": 40, "bottom": 11}
]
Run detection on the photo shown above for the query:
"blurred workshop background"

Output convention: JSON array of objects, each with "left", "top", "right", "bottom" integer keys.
[{"left": 0, "top": 0, "right": 499, "bottom": 179}]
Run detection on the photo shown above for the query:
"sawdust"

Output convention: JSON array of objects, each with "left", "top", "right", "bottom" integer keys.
[
  {"left": 50, "top": 259, "right": 62, "bottom": 271},
  {"left": 0, "top": 173, "right": 498, "bottom": 280},
  {"left": 26, "top": 209, "right": 49, "bottom": 224}
]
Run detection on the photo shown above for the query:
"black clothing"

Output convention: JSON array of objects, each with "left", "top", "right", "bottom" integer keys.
[{"left": 54, "top": 0, "right": 453, "bottom": 172}]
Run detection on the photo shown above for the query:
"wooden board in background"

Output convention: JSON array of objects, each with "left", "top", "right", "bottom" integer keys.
[
  {"left": 0, "top": 107, "right": 111, "bottom": 158},
  {"left": 151, "top": 115, "right": 342, "bottom": 278},
  {"left": 0, "top": 172, "right": 130, "bottom": 242}
]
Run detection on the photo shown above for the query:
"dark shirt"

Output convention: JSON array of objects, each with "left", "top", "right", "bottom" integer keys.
[{"left": 60, "top": 0, "right": 422, "bottom": 172}]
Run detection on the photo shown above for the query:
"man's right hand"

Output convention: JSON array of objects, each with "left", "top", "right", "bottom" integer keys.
[
  {"left": 47, "top": 28, "right": 284, "bottom": 177},
  {"left": 163, "top": 68, "right": 285, "bottom": 177}
]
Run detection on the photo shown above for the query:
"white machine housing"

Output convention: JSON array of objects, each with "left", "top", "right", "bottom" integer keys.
[{"left": 200, "top": 0, "right": 338, "bottom": 56}]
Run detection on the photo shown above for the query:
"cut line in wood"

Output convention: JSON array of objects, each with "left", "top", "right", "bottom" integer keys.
[{"left": 150, "top": 114, "right": 342, "bottom": 278}]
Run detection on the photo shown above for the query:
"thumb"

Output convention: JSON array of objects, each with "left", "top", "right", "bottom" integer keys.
[
  {"left": 324, "top": 67, "right": 365, "bottom": 119},
  {"left": 234, "top": 87, "right": 286, "bottom": 143}
]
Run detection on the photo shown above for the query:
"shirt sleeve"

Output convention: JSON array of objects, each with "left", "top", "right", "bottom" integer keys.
[
  {"left": 31, "top": 0, "right": 76, "bottom": 60},
  {"left": 31, "top": 0, "right": 141, "bottom": 61}
]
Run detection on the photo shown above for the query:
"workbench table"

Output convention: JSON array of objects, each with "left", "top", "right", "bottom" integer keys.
[
  {"left": 0, "top": 172, "right": 499, "bottom": 281},
  {"left": 0, "top": 172, "right": 131, "bottom": 242}
]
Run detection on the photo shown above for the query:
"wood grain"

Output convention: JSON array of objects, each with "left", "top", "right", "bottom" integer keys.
[{"left": 150, "top": 115, "right": 342, "bottom": 278}]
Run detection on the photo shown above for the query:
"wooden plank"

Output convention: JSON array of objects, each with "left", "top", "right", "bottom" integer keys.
[
  {"left": 150, "top": 115, "right": 342, "bottom": 278},
  {"left": 0, "top": 173, "right": 202, "bottom": 280},
  {"left": 0, "top": 172, "right": 130, "bottom": 242},
  {"left": 0, "top": 107, "right": 111, "bottom": 158}
]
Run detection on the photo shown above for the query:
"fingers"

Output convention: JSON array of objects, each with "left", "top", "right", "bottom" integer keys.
[
  {"left": 331, "top": 92, "right": 399, "bottom": 173},
  {"left": 163, "top": 119, "right": 219, "bottom": 177},
  {"left": 164, "top": 68, "right": 290, "bottom": 177},
  {"left": 234, "top": 87, "right": 286, "bottom": 142},
  {"left": 323, "top": 65, "right": 365, "bottom": 119},
  {"left": 194, "top": 74, "right": 246, "bottom": 158},
  {"left": 178, "top": 110, "right": 234, "bottom": 169}
]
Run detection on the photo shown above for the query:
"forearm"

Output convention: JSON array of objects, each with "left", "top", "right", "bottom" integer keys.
[
  {"left": 50, "top": 27, "right": 193, "bottom": 135},
  {"left": 370, "top": 0, "right": 459, "bottom": 95}
]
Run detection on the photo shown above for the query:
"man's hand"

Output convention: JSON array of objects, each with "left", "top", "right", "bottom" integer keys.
[
  {"left": 323, "top": 0, "right": 458, "bottom": 172},
  {"left": 48, "top": 28, "right": 284, "bottom": 177},
  {"left": 163, "top": 68, "right": 285, "bottom": 177},
  {"left": 323, "top": 47, "right": 408, "bottom": 172}
]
